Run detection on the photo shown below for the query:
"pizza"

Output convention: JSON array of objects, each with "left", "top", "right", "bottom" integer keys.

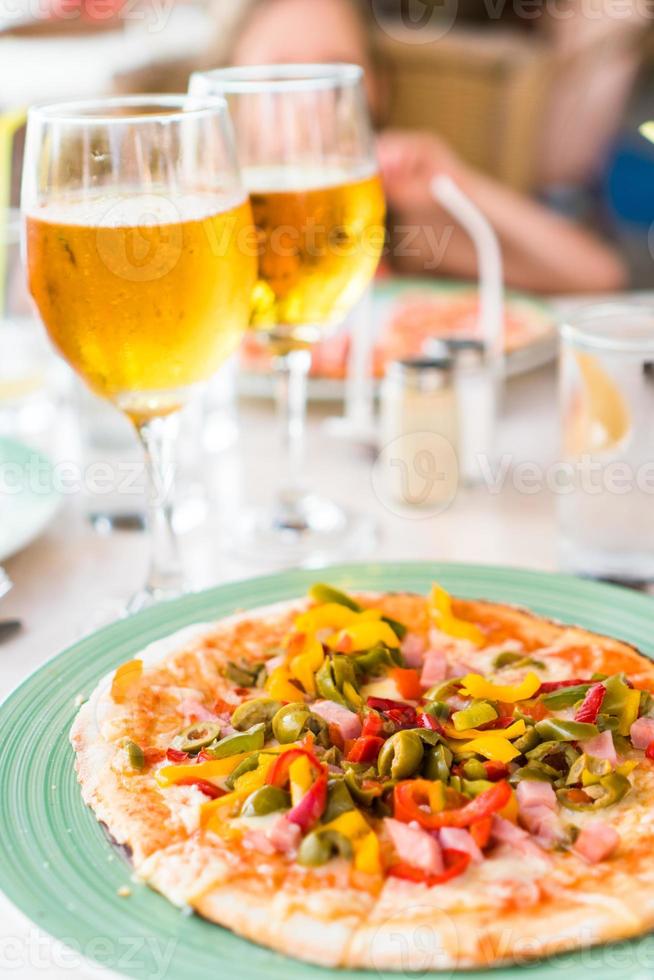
[{"left": 71, "top": 582, "right": 654, "bottom": 971}]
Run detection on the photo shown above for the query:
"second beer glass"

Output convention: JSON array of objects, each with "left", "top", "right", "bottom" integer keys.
[{"left": 191, "top": 64, "right": 386, "bottom": 563}]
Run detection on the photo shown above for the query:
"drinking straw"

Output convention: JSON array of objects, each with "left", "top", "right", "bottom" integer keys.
[
  {"left": 0, "top": 108, "right": 26, "bottom": 318},
  {"left": 430, "top": 174, "right": 504, "bottom": 362}
]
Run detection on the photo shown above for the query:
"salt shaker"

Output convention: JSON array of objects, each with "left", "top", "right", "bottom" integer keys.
[
  {"left": 379, "top": 355, "right": 459, "bottom": 510},
  {"left": 425, "top": 338, "right": 498, "bottom": 486}
]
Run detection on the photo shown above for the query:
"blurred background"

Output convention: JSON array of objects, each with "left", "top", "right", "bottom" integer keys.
[
  {"left": 3, "top": 0, "right": 654, "bottom": 278},
  {"left": 1, "top": 0, "right": 654, "bottom": 633}
]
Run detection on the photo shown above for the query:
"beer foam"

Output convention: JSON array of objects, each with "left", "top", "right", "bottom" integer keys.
[
  {"left": 243, "top": 163, "right": 377, "bottom": 194},
  {"left": 26, "top": 190, "right": 246, "bottom": 228}
]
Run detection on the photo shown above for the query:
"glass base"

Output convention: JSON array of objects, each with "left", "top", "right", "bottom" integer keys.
[
  {"left": 125, "top": 584, "right": 184, "bottom": 615},
  {"left": 231, "top": 492, "right": 377, "bottom": 567}
]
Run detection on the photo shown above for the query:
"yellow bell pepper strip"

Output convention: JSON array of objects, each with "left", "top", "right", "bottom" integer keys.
[
  {"left": 202, "top": 790, "right": 250, "bottom": 829},
  {"left": 110, "top": 659, "right": 143, "bottom": 702},
  {"left": 200, "top": 755, "right": 279, "bottom": 830},
  {"left": 289, "top": 755, "right": 313, "bottom": 806},
  {"left": 322, "top": 808, "right": 381, "bottom": 871},
  {"left": 289, "top": 634, "right": 325, "bottom": 696},
  {"left": 328, "top": 620, "right": 400, "bottom": 653},
  {"left": 156, "top": 753, "right": 252, "bottom": 787},
  {"left": 265, "top": 666, "right": 306, "bottom": 703},
  {"left": 353, "top": 831, "right": 381, "bottom": 875},
  {"left": 444, "top": 719, "right": 526, "bottom": 741},
  {"left": 232, "top": 756, "right": 275, "bottom": 796},
  {"left": 455, "top": 734, "right": 522, "bottom": 763},
  {"left": 428, "top": 585, "right": 485, "bottom": 646},
  {"left": 158, "top": 742, "right": 300, "bottom": 789},
  {"left": 498, "top": 788, "right": 519, "bottom": 823},
  {"left": 460, "top": 672, "right": 541, "bottom": 704},
  {"left": 619, "top": 689, "right": 641, "bottom": 737},
  {"left": 294, "top": 603, "right": 363, "bottom": 632},
  {"left": 323, "top": 808, "right": 371, "bottom": 839}
]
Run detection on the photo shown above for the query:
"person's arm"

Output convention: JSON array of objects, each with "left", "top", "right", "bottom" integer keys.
[{"left": 379, "top": 130, "right": 628, "bottom": 295}]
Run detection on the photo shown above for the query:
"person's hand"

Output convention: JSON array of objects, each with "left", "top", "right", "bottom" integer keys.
[{"left": 377, "top": 129, "right": 466, "bottom": 214}]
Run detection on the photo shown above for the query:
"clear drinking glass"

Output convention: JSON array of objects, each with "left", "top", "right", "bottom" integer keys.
[
  {"left": 559, "top": 303, "right": 654, "bottom": 584},
  {"left": 22, "top": 95, "right": 256, "bottom": 611},
  {"left": 190, "top": 64, "right": 386, "bottom": 564},
  {"left": 0, "top": 207, "right": 63, "bottom": 438}
]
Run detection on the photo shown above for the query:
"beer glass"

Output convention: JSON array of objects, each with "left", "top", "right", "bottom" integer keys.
[
  {"left": 190, "top": 65, "right": 386, "bottom": 563},
  {"left": 22, "top": 95, "right": 256, "bottom": 610}
]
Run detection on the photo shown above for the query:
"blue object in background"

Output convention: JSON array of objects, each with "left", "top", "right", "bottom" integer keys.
[{"left": 604, "top": 131, "right": 654, "bottom": 228}]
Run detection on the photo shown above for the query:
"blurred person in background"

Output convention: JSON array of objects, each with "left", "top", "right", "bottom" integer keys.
[
  {"left": 228, "top": 0, "right": 629, "bottom": 293},
  {"left": 117, "top": 0, "right": 634, "bottom": 293}
]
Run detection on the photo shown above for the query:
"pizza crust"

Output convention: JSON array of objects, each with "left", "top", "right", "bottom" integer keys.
[{"left": 71, "top": 590, "right": 654, "bottom": 970}]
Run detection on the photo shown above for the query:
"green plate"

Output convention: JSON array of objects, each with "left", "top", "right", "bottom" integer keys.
[
  {"left": 0, "top": 436, "right": 61, "bottom": 562},
  {"left": 1, "top": 562, "right": 654, "bottom": 980}
]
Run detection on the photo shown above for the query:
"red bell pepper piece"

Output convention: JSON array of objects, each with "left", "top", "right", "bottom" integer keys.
[
  {"left": 266, "top": 748, "right": 324, "bottom": 788},
  {"left": 214, "top": 698, "right": 237, "bottom": 715},
  {"left": 287, "top": 773, "right": 328, "bottom": 831},
  {"left": 389, "top": 668, "right": 423, "bottom": 701},
  {"left": 328, "top": 723, "right": 345, "bottom": 752},
  {"left": 389, "top": 849, "right": 471, "bottom": 886},
  {"left": 538, "top": 679, "right": 589, "bottom": 693},
  {"left": 417, "top": 712, "right": 443, "bottom": 733},
  {"left": 143, "top": 747, "right": 166, "bottom": 766},
  {"left": 346, "top": 735, "right": 385, "bottom": 763},
  {"left": 366, "top": 696, "right": 412, "bottom": 712},
  {"left": 469, "top": 816, "right": 493, "bottom": 849},
  {"left": 646, "top": 742, "right": 654, "bottom": 761},
  {"left": 394, "top": 779, "right": 512, "bottom": 831},
  {"left": 334, "top": 633, "right": 354, "bottom": 654},
  {"left": 361, "top": 709, "right": 384, "bottom": 738},
  {"left": 483, "top": 760, "right": 509, "bottom": 782},
  {"left": 366, "top": 696, "right": 417, "bottom": 730},
  {"left": 517, "top": 699, "right": 548, "bottom": 722},
  {"left": 475, "top": 716, "right": 517, "bottom": 732},
  {"left": 175, "top": 778, "right": 226, "bottom": 800},
  {"left": 166, "top": 747, "right": 190, "bottom": 764},
  {"left": 385, "top": 707, "right": 419, "bottom": 730},
  {"left": 574, "top": 682, "right": 606, "bottom": 724}
]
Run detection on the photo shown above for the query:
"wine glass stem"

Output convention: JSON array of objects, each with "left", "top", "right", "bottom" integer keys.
[
  {"left": 134, "top": 413, "right": 184, "bottom": 604},
  {"left": 274, "top": 348, "right": 311, "bottom": 512}
]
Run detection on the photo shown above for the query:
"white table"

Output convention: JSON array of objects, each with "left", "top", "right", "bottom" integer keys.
[
  {"left": 13, "top": 268, "right": 654, "bottom": 977},
  {"left": 0, "top": 353, "right": 566, "bottom": 976}
]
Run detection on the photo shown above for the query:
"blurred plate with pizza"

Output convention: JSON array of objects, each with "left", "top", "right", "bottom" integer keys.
[{"left": 239, "top": 278, "right": 557, "bottom": 401}]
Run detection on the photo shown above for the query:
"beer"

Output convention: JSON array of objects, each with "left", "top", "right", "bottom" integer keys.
[
  {"left": 246, "top": 168, "right": 385, "bottom": 345},
  {"left": 26, "top": 193, "right": 255, "bottom": 420}
]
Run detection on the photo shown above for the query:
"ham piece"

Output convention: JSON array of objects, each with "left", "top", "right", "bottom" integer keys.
[
  {"left": 582, "top": 730, "right": 617, "bottom": 767},
  {"left": 573, "top": 822, "right": 620, "bottom": 864},
  {"left": 385, "top": 818, "right": 444, "bottom": 874},
  {"left": 420, "top": 649, "right": 448, "bottom": 688},
  {"left": 630, "top": 716, "right": 654, "bottom": 751},
  {"left": 311, "top": 700, "right": 362, "bottom": 740}
]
